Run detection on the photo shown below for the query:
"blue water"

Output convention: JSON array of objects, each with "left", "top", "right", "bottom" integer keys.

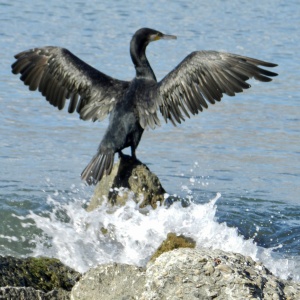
[{"left": 1, "top": 0, "right": 300, "bottom": 280}]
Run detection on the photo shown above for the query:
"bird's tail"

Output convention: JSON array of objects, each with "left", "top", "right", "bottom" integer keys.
[{"left": 81, "top": 151, "right": 115, "bottom": 185}]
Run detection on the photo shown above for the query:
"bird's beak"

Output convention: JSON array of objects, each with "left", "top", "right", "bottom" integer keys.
[
  {"left": 160, "top": 34, "right": 177, "bottom": 40},
  {"left": 150, "top": 33, "right": 177, "bottom": 42}
]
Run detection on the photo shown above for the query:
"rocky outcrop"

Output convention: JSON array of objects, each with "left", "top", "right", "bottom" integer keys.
[
  {"left": 1, "top": 160, "right": 300, "bottom": 300},
  {"left": 0, "top": 256, "right": 80, "bottom": 292},
  {"left": 71, "top": 264, "right": 145, "bottom": 300},
  {"left": 142, "top": 248, "right": 300, "bottom": 300},
  {"left": 87, "top": 155, "right": 166, "bottom": 211},
  {"left": 1, "top": 248, "right": 300, "bottom": 300},
  {"left": 0, "top": 256, "right": 80, "bottom": 300},
  {"left": 71, "top": 248, "right": 300, "bottom": 300},
  {"left": 0, "top": 287, "right": 70, "bottom": 300}
]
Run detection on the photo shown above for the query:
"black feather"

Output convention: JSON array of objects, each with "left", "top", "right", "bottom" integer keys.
[{"left": 12, "top": 28, "right": 277, "bottom": 185}]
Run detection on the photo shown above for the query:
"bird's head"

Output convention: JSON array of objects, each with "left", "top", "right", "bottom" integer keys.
[
  {"left": 131, "top": 28, "right": 177, "bottom": 49},
  {"left": 130, "top": 28, "right": 176, "bottom": 77}
]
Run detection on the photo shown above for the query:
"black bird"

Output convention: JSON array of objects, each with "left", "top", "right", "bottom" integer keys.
[{"left": 12, "top": 28, "right": 277, "bottom": 185}]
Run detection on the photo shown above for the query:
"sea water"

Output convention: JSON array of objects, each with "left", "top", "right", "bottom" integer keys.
[
  {"left": 16, "top": 191, "right": 298, "bottom": 280},
  {"left": 1, "top": 0, "right": 300, "bottom": 282}
]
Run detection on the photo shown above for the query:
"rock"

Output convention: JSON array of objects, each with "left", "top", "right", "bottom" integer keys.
[
  {"left": 142, "top": 248, "right": 300, "bottom": 300},
  {"left": 0, "top": 256, "right": 81, "bottom": 300},
  {"left": 0, "top": 287, "right": 70, "bottom": 300},
  {"left": 1, "top": 248, "right": 299, "bottom": 300},
  {"left": 149, "top": 233, "right": 196, "bottom": 262},
  {"left": 87, "top": 155, "right": 166, "bottom": 211},
  {"left": 0, "top": 256, "right": 80, "bottom": 292},
  {"left": 70, "top": 248, "right": 300, "bottom": 300},
  {"left": 71, "top": 263, "right": 145, "bottom": 300}
]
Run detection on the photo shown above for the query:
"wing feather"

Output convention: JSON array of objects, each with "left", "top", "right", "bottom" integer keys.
[
  {"left": 154, "top": 51, "right": 277, "bottom": 125},
  {"left": 12, "top": 46, "right": 130, "bottom": 121}
]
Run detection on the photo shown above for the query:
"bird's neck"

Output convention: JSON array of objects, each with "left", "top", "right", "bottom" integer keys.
[{"left": 130, "top": 40, "right": 157, "bottom": 81}]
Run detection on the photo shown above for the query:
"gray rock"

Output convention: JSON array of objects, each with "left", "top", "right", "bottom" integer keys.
[
  {"left": 2, "top": 247, "right": 299, "bottom": 299},
  {"left": 141, "top": 248, "right": 300, "bottom": 300},
  {"left": 0, "top": 287, "right": 44, "bottom": 300},
  {"left": 0, "top": 287, "right": 70, "bottom": 300},
  {"left": 71, "top": 263, "right": 145, "bottom": 300},
  {"left": 87, "top": 155, "right": 166, "bottom": 211},
  {"left": 70, "top": 248, "right": 300, "bottom": 300}
]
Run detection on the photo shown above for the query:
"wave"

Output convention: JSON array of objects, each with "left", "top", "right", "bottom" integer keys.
[{"left": 17, "top": 190, "right": 299, "bottom": 283}]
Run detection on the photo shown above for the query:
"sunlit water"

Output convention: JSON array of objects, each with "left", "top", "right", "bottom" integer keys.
[{"left": 1, "top": 0, "right": 300, "bottom": 282}]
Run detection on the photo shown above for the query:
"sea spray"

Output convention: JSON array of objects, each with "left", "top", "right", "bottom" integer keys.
[{"left": 16, "top": 190, "right": 299, "bottom": 282}]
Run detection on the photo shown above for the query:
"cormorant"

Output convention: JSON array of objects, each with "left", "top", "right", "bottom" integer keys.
[{"left": 12, "top": 28, "right": 278, "bottom": 185}]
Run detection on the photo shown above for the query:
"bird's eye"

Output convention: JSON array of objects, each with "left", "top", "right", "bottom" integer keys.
[{"left": 153, "top": 34, "right": 161, "bottom": 41}]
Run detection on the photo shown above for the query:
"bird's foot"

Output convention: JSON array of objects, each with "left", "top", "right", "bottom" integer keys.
[{"left": 118, "top": 151, "right": 125, "bottom": 158}]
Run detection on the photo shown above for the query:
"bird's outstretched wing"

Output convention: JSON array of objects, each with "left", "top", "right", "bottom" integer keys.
[
  {"left": 12, "top": 47, "right": 130, "bottom": 121},
  {"left": 150, "top": 51, "right": 278, "bottom": 126}
]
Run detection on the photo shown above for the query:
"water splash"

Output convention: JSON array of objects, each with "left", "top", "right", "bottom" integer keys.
[{"left": 21, "top": 191, "right": 299, "bottom": 281}]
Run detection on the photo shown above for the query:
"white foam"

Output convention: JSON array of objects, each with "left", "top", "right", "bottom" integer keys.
[{"left": 25, "top": 191, "right": 299, "bottom": 282}]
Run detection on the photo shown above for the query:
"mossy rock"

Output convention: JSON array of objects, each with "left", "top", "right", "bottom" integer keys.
[
  {"left": 87, "top": 154, "right": 166, "bottom": 211},
  {"left": 0, "top": 256, "right": 81, "bottom": 292},
  {"left": 150, "top": 233, "right": 196, "bottom": 262}
]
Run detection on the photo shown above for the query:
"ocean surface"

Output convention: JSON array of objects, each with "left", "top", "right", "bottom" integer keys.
[{"left": 1, "top": 0, "right": 300, "bottom": 281}]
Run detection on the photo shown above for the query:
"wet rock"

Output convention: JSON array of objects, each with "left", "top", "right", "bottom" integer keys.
[
  {"left": 87, "top": 155, "right": 166, "bottom": 211},
  {"left": 0, "top": 256, "right": 80, "bottom": 299},
  {"left": 71, "top": 263, "right": 145, "bottom": 300},
  {"left": 0, "top": 256, "right": 80, "bottom": 292},
  {"left": 70, "top": 247, "right": 300, "bottom": 300},
  {"left": 149, "top": 232, "right": 196, "bottom": 262},
  {"left": 142, "top": 248, "right": 300, "bottom": 300},
  {"left": 2, "top": 250, "right": 300, "bottom": 299}
]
